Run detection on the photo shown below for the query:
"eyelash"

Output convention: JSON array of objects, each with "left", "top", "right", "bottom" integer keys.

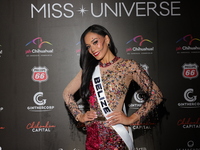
[
  {"left": 86, "top": 40, "right": 98, "bottom": 50},
  {"left": 93, "top": 40, "right": 98, "bottom": 45},
  {"left": 86, "top": 46, "right": 90, "bottom": 50}
]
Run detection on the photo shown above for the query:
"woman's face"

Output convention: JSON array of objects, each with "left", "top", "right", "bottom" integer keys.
[{"left": 84, "top": 32, "right": 110, "bottom": 60}]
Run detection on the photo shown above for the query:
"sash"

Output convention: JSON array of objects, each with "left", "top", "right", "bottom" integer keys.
[{"left": 92, "top": 65, "right": 134, "bottom": 150}]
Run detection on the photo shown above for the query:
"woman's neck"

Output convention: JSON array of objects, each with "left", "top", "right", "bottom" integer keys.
[{"left": 100, "top": 51, "right": 115, "bottom": 64}]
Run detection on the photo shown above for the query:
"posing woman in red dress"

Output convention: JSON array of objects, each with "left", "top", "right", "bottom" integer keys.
[{"left": 63, "top": 24, "right": 163, "bottom": 150}]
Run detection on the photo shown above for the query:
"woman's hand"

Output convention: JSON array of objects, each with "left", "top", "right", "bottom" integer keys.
[
  {"left": 106, "top": 111, "right": 139, "bottom": 126},
  {"left": 77, "top": 110, "right": 97, "bottom": 123}
]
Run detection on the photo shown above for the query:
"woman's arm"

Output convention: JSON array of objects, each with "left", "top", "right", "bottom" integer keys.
[
  {"left": 63, "top": 70, "right": 97, "bottom": 122},
  {"left": 106, "top": 60, "right": 163, "bottom": 126},
  {"left": 63, "top": 70, "right": 82, "bottom": 121},
  {"left": 130, "top": 61, "right": 163, "bottom": 123}
]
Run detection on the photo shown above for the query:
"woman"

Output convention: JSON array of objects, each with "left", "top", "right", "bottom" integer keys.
[{"left": 63, "top": 24, "right": 163, "bottom": 150}]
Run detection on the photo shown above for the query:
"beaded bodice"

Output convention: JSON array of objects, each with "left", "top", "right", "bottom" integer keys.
[{"left": 63, "top": 58, "right": 163, "bottom": 124}]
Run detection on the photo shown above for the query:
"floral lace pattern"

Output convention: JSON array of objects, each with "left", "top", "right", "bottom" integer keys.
[{"left": 65, "top": 94, "right": 82, "bottom": 120}]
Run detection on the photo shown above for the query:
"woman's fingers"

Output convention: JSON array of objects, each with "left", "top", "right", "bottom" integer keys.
[
  {"left": 82, "top": 110, "right": 97, "bottom": 121},
  {"left": 106, "top": 111, "right": 129, "bottom": 126}
]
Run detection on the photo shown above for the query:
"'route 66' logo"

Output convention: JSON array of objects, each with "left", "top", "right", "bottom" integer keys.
[
  {"left": 32, "top": 66, "right": 48, "bottom": 82},
  {"left": 182, "top": 63, "right": 198, "bottom": 79}
]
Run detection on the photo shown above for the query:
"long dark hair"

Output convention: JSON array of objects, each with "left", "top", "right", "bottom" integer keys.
[{"left": 79, "top": 24, "right": 118, "bottom": 102}]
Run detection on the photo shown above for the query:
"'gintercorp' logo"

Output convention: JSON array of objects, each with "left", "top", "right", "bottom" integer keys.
[
  {"left": 27, "top": 92, "right": 54, "bottom": 112},
  {"left": 129, "top": 89, "right": 146, "bottom": 110},
  {"left": 178, "top": 88, "right": 200, "bottom": 108},
  {"left": 25, "top": 37, "right": 54, "bottom": 57},
  {"left": 33, "top": 92, "right": 46, "bottom": 105},
  {"left": 126, "top": 35, "right": 154, "bottom": 55},
  {"left": 184, "top": 88, "right": 197, "bottom": 103}
]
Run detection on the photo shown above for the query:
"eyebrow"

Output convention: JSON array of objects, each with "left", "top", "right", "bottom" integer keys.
[
  {"left": 91, "top": 38, "right": 98, "bottom": 43},
  {"left": 85, "top": 38, "right": 98, "bottom": 46}
]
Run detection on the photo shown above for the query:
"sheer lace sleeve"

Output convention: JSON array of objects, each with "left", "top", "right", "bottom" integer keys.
[
  {"left": 131, "top": 61, "right": 163, "bottom": 120},
  {"left": 63, "top": 70, "right": 82, "bottom": 120}
]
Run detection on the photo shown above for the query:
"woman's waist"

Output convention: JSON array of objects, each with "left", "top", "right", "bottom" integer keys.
[
  {"left": 95, "top": 116, "right": 107, "bottom": 121},
  {"left": 85, "top": 116, "right": 107, "bottom": 127}
]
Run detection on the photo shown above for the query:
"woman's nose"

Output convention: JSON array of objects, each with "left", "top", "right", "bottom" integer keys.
[{"left": 90, "top": 45, "right": 96, "bottom": 51}]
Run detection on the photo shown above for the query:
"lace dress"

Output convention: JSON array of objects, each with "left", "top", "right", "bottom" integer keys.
[{"left": 63, "top": 58, "right": 163, "bottom": 150}]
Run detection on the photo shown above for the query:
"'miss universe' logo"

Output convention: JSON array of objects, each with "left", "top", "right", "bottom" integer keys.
[
  {"left": 25, "top": 37, "right": 54, "bottom": 57},
  {"left": 30, "top": 1, "right": 181, "bottom": 18},
  {"left": 176, "top": 34, "right": 200, "bottom": 54},
  {"left": 126, "top": 35, "right": 154, "bottom": 55}
]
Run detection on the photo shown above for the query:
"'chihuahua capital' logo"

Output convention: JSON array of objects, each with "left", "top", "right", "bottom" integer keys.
[
  {"left": 176, "top": 34, "right": 200, "bottom": 53},
  {"left": 126, "top": 35, "right": 154, "bottom": 55},
  {"left": 25, "top": 37, "right": 54, "bottom": 57},
  {"left": 126, "top": 35, "right": 153, "bottom": 46},
  {"left": 26, "top": 37, "right": 52, "bottom": 48}
]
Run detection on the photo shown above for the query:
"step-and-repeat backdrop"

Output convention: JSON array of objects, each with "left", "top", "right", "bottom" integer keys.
[{"left": 0, "top": 0, "right": 200, "bottom": 150}]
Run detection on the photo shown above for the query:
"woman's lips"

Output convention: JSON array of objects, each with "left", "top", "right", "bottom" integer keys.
[{"left": 93, "top": 51, "right": 100, "bottom": 56}]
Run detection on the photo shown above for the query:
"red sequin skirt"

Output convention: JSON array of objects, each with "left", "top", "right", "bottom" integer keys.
[{"left": 85, "top": 121, "right": 127, "bottom": 150}]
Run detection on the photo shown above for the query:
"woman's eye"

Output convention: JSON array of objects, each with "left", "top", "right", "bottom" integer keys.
[
  {"left": 86, "top": 46, "right": 90, "bottom": 50},
  {"left": 93, "top": 40, "right": 98, "bottom": 45}
]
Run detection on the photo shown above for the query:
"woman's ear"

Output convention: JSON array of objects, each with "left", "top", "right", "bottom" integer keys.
[{"left": 105, "top": 35, "right": 110, "bottom": 45}]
